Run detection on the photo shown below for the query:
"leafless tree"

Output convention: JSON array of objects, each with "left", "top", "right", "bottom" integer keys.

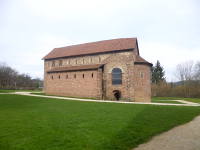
[
  {"left": 194, "top": 61, "right": 200, "bottom": 80},
  {"left": 175, "top": 61, "right": 194, "bottom": 81},
  {"left": 0, "top": 62, "right": 43, "bottom": 89}
]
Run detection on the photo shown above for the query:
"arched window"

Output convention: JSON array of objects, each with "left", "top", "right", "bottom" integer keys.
[{"left": 112, "top": 68, "right": 122, "bottom": 85}]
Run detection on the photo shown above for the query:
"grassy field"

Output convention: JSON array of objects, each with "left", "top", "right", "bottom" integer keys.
[
  {"left": 0, "top": 89, "right": 41, "bottom": 93},
  {"left": 152, "top": 97, "right": 200, "bottom": 104},
  {"left": 0, "top": 94, "right": 200, "bottom": 150}
]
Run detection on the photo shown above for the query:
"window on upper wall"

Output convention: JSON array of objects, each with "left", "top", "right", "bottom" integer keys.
[
  {"left": 75, "top": 60, "right": 77, "bottom": 64},
  {"left": 66, "top": 74, "right": 68, "bottom": 79},
  {"left": 83, "top": 59, "right": 85, "bottom": 64},
  {"left": 91, "top": 73, "right": 94, "bottom": 78},
  {"left": 90, "top": 58, "right": 93, "bottom": 63},
  {"left": 140, "top": 72, "right": 144, "bottom": 78},
  {"left": 83, "top": 74, "right": 84, "bottom": 78},
  {"left": 58, "top": 75, "right": 61, "bottom": 79},
  {"left": 52, "top": 61, "right": 55, "bottom": 67},
  {"left": 68, "top": 60, "right": 70, "bottom": 65},
  {"left": 99, "top": 57, "right": 101, "bottom": 62},
  {"left": 112, "top": 68, "right": 122, "bottom": 85},
  {"left": 74, "top": 74, "right": 76, "bottom": 78},
  {"left": 59, "top": 60, "right": 63, "bottom": 66},
  {"left": 51, "top": 75, "right": 53, "bottom": 80}
]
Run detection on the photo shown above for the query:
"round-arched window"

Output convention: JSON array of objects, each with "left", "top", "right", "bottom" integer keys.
[{"left": 112, "top": 68, "right": 122, "bottom": 85}]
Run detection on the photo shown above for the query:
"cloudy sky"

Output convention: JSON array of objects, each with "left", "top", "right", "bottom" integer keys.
[{"left": 1, "top": 0, "right": 200, "bottom": 81}]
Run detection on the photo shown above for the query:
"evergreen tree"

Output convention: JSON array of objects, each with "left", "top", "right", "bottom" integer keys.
[{"left": 152, "top": 60, "right": 165, "bottom": 84}]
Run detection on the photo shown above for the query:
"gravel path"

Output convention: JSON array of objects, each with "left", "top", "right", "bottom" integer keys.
[
  {"left": 11, "top": 92, "right": 200, "bottom": 107},
  {"left": 172, "top": 100, "right": 199, "bottom": 105},
  {"left": 133, "top": 115, "right": 200, "bottom": 150}
]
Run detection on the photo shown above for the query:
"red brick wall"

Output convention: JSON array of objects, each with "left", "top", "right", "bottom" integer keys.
[
  {"left": 134, "top": 64, "right": 151, "bottom": 102},
  {"left": 45, "top": 70, "right": 102, "bottom": 98},
  {"left": 44, "top": 51, "right": 152, "bottom": 102}
]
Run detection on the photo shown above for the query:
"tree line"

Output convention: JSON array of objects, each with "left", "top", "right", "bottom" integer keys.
[
  {"left": 0, "top": 62, "right": 43, "bottom": 90},
  {"left": 152, "top": 60, "right": 200, "bottom": 98}
]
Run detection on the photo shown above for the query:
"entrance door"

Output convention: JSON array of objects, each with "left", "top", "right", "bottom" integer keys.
[{"left": 113, "top": 90, "right": 121, "bottom": 100}]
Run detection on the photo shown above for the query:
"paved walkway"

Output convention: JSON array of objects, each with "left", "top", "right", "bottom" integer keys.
[
  {"left": 8, "top": 92, "right": 200, "bottom": 107},
  {"left": 133, "top": 115, "right": 200, "bottom": 150},
  {"left": 172, "top": 100, "right": 199, "bottom": 105}
]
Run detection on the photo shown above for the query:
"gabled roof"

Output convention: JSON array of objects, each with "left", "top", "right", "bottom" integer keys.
[
  {"left": 47, "top": 64, "right": 104, "bottom": 73},
  {"left": 43, "top": 38, "right": 137, "bottom": 60},
  {"left": 134, "top": 55, "right": 153, "bottom": 66}
]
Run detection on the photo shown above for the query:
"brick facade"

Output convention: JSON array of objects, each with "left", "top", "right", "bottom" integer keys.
[{"left": 43, "top": 38, "right": 152, "bottom": 102}]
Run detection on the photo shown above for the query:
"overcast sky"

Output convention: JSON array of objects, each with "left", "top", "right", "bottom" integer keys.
[{"left": 1, "top": 0, "right": 200, "bottom": 81}]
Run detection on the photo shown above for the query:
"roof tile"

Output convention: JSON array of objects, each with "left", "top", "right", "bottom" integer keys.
[
  {"left": 43, "top": 38, "right": 137, "bottom": 59},
  {"left": 135, "top": 55, "right": 152, "bottom": 66}
]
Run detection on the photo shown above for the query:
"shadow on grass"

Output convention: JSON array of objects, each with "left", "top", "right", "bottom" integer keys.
[{"left": 98, "top": 106, "right": 200, "bottom": 150}]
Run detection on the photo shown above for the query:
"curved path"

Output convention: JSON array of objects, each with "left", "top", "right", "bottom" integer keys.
[
  {"left": 133, "top": 115, "right": 200, "bottom": 150},
  {"left": 6, "top": 92, "right": 200, "bottom": 107}
]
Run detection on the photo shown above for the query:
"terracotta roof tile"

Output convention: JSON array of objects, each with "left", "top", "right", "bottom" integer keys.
[
  {"left": 43, "top": 38, "right": 137, "bottom": 59},
  {"left": 47, "top": 64, "right": 103, "bottom": 73},
  {"left": 135, "top": 55, "right": 153, "bottom": 66}
]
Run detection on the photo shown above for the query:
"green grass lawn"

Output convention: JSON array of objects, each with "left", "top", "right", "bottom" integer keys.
[
  {"left": 152, "top": 97, "right": 200, "bottom": 104},
  {"left": 0, "top": 95, "right": 200, "bottom": 150},
  {"left": 0, "top": 89, "right": 41, "bottom": 93}
]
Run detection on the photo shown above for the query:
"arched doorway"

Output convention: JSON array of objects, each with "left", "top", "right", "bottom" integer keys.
[{"left": 113, "top": 90, "right": 121, "bottom": 100}]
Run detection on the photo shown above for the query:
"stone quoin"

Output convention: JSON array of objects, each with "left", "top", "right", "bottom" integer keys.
[{"left": 43, "top": 38, "right": 152, "bottom": 102}]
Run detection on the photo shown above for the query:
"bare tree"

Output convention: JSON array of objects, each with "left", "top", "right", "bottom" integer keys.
[
  {"left": 0, "top": 62, "right": 43, "bottom": 89},
  {"left": 175, "top": 61, "right": 194, "bottom": 81},
  {"left": 194, "top": 61, "right": 200, "bottom": 80}
]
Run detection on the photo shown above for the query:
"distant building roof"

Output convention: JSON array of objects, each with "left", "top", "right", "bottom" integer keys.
[
  {"left": 134, "top": 55, "right": 153, "bottom": 66},
  {"left": 47, "top": 64, "right": 104, "bottom": 73},
  {"left": 43, "top": 38, "right": 137, "bottom": 60}
]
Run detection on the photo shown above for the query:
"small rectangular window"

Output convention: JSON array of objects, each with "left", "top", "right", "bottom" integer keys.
[
  {"left": 59, "top": 60, "right": 62, "bottom": 66},
  {"left": 52, "top": 61, "right": 55, "bottom": 67},
  {"left": 140, "top": 72, "right": 144, "bottom": 78}
]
